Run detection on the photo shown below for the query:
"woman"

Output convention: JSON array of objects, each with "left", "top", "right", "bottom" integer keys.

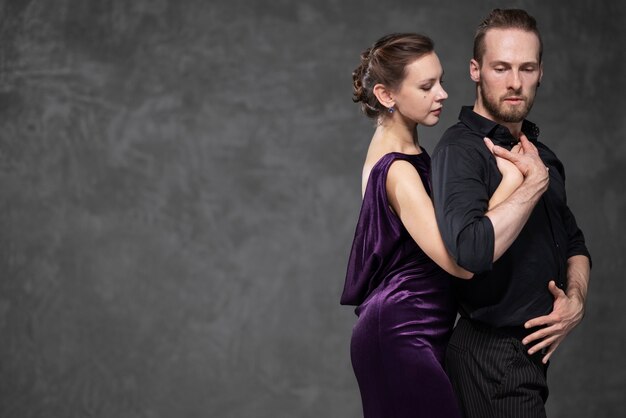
[{"left": 340, "top": 33, "right": 521, "bottom": 417}]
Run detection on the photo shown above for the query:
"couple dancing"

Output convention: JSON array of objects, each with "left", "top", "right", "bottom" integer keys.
[{"left": 341, "top": 8, "right": 591, "bottom": 418}]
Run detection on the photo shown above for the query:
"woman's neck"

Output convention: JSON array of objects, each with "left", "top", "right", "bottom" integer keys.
[{"left": 373, "top": 118, "right": 420, "bottom": 154}]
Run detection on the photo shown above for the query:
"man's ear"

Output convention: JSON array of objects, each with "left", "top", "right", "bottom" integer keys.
[
  {"left": 538, "top": 63, "right": 544, "bottom": 86},
  {"left": 373, "top": 83, "right": 395, "bottom": 109},
  {"left": 470, "top": 59, "right": 481, "bottom": 83}
]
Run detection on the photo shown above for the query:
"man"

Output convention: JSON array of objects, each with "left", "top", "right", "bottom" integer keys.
[{"left": 431, "top": 9, "right": 591, "bottom": 417}]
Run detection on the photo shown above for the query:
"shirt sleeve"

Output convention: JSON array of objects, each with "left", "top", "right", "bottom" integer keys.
[
  {"left": 551, "top": 152, "right": 592, "bottom": 267},
  {"left": 431, "top": 142, "right": 495, "bottom": 273},
  {"left": 563, "top": 205, "right": 592, "bottom": 266}
]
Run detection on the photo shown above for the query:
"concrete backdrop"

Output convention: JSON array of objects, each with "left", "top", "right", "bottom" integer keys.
[{"left": 0, "top": 0, "right": 624, "bottom": 417}]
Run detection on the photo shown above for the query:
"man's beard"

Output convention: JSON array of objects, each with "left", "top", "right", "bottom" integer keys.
[{"left": 480, "top": 81, "right": 535, "bottom": 123}]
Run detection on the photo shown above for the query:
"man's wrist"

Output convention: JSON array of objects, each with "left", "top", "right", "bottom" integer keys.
[{"left": 566, "top": 288, "right": 586, "bottom": 307}]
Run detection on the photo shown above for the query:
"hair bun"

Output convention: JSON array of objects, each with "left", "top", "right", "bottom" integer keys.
[
  {"left": 351, "top": 33, "right": 434, "bottom": 120},
  {"left": 352, "top": 46, "right": 372, "bottom": 108}
]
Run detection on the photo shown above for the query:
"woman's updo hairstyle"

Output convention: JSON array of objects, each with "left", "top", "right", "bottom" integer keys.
[{"left": 352, "top": 33, "right": 435, "bottom": 119}]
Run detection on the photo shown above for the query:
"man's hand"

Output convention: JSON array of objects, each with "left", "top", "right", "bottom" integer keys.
[
  {"left": 485, "top": 134, "right": 549, "bottom": 192},
  {"left": 522, "top": 280, "right": 585, "bottom": 364}
]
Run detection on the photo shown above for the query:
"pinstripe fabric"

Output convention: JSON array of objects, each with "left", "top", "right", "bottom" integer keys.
[{"left": 445, "top": 318, "right": 549, "bottom": 418}]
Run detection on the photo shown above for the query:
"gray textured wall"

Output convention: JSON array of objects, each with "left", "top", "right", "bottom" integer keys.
[{"left": 0, "top": 0, "right": 624, "bottom": 417}]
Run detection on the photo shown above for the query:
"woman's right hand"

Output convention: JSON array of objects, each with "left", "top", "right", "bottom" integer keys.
[
  {"left": 496, "top": 144, "right": 523, "bottom": 187},
  {"left": 485, "top": 138, "right": 523, "bottom": 188},
  {"left": 484, "top": 137, "right": 524, "bottom": 210}
]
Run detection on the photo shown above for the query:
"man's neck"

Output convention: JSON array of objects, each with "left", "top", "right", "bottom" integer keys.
[{"left": 473, "top": 102, "right": 523, "bottom": 139}]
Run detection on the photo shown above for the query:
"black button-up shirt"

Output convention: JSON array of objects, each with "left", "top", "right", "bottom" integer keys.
[{"left": 431, "top": 106, "right": 591, "bottom": 327}]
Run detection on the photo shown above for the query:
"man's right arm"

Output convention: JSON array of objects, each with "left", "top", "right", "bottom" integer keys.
[
  {"left": 484, "top": 135, "right": 550, "bottom": 261},
  {"left": 431, "top": 134, "right": 549, "bottom": 274}
]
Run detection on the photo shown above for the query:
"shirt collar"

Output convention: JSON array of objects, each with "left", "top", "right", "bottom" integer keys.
[{"left": 458, "top": 106, "right": 540, "bottom": 146}]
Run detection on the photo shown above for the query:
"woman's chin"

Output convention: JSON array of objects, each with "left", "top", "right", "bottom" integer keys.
[{"left": 420, "top": 118, "right": 440, "bottom": 127}]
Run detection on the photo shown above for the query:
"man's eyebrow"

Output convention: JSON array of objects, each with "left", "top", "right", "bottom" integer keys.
[{"left": 489, "top": 60, "right": 540, "bottom": 66}]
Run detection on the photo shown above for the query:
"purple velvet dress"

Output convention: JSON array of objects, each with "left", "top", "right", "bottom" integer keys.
[{"left": 341, "top": 152, "right": 462, "bottom": 418}]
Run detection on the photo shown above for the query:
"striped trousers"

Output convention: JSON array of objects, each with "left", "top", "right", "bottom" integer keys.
[{"left": 445, "top": 317, "right": 549, "bottom": 418}]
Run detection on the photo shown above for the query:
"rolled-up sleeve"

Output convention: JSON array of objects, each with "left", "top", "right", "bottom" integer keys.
[
  {"left": 563, "top": 202, "right": 592, "bottom": 267},
  {"left": 431, "top": 143, "right": 495, "bottom": 273},
  {"left": 554, "top": 159, "right": 592, "bottom": 267}
]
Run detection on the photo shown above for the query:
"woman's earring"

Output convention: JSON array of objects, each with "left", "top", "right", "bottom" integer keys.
[{"left": 388, "top": 106, "right": 395, "bottom": 114}]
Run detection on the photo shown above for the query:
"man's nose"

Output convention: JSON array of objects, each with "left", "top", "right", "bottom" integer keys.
[{"left": 508, "top": 71, "right": 522, "bottom": 91}]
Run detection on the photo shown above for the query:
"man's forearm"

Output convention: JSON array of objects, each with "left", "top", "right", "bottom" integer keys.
[
  {"left": 486, "top": 173, "right": 546, "bottom": 262},
  {"left": 486, "top": 136, "right": 549, "bottom": 262},
  {"left": 566, "top": 255, "right": 591, "bottom": 305}
]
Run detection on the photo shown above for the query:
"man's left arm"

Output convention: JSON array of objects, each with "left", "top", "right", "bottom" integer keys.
[
  {"left": 522, "top": 254, "right": 590, "bottom": 363},
  {"left": 519, "top": 148, "right": 592, "bottom": 363}
]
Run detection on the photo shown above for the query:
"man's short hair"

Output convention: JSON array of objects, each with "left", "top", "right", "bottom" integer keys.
[{"left": 473, "top": 9, "right": 543, "bottom": 65}]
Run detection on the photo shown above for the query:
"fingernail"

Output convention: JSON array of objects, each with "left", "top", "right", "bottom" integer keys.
[{"left": 522, "top": 339, "right": 528, "bottom": 345}]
